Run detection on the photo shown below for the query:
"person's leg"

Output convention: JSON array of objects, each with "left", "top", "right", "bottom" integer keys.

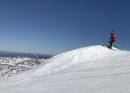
[
  {"left": 110, "top": 40, "right": 115, "bottom": 49},
  {"left": 109, "top": 40, "right": 112, "bottom": 49}
]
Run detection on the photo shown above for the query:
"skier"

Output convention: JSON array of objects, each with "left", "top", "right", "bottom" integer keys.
[{"left": 109, "top": 31, "right": 117, "bottom": 49}]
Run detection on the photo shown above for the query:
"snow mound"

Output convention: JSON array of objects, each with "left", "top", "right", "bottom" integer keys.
[
  {"left": 34, "top": 45, "right": 121, "bottom": 76},
  {"left": 1, "top": 45, "right": 130, "bottom": 93}
]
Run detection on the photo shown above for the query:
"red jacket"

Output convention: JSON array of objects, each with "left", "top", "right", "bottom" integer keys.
[{"left": 111, "top": 33, "right": 117, "bottom": 41}]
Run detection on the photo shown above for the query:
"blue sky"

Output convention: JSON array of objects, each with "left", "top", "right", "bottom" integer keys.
[{"left": 0, "top": 0, "right": 129, "bottom": 54}]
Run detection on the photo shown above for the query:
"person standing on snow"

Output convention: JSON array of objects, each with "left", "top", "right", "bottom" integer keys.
[{"left": 109, "top": 31, "right": 117, "bottom": 49}]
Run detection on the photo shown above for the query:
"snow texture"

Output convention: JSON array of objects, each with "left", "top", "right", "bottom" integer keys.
[{"left": 0, "top": 45, "right": 130, "bottom": 93}]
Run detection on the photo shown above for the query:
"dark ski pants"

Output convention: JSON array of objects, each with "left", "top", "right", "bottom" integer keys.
[{"left": 109, "top": 40, "right": 115, "bottom": 49}]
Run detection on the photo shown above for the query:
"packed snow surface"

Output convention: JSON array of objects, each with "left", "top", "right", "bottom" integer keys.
[{"left": 0, "top": 45, "right": 130, "bottom": 93}]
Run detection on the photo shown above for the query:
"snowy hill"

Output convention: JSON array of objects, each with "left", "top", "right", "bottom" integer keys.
[
  {"left": 33, "top": 45, "right": 120, "bottom": 76},
  {"left": 0, "top": 45, "right": 130, "bottom": 93}
]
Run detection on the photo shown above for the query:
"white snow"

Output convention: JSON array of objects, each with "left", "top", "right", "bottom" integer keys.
[
  {"left": 0, "top": 45, "right": 130, "bottom": 93},
  {"left": 33, "top": 45, "right": 121, "bottom": 76}
]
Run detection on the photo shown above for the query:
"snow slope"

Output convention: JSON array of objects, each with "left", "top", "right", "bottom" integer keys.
[
  {"left": 0, "top": 45, "right": 130, "bottom": 93},
  {"left": 34, "top": 45, "right": 120, "bottom": 76}
]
